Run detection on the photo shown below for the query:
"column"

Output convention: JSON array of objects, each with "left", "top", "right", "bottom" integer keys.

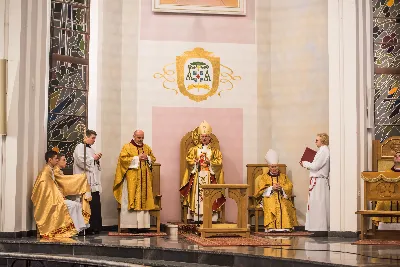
[
  {"left": 328, "top": 0, "right": 371, "bottom": 232},
  {"left": 0, "top": 0, "right": 49, "bottom": 233}
]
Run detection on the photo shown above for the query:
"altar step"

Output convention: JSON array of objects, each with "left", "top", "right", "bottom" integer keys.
[{"left": 0, "top": 252, "right": 230, "bottom": 267}]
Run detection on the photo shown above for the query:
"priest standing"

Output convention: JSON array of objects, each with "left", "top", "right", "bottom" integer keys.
[
  {"left": 113, "top": 130, "right": 156, "bottom": 231},
  {"left": 301, "top": 133, "right": 330, "bottom": 233},
  {"left": 73, "top": 129, "right": 103, "bottom": 234}
]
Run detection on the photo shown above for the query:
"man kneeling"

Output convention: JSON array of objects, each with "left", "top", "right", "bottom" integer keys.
[
  {"left": 254, "top": 149, "right": 298, "bottom": 232},
  {"left": 32, "top": 151, "right": 91, "bottom": 238}
]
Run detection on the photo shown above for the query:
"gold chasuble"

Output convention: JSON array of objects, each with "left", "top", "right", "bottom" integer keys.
[
  {"left": 32, "top": 165, "right": 89, "bottom": 238},
  {"left": 113, "top": 140, "right": 156, "bottom": 211},
  {"left": 53, "top": 166, "right": 92, "bottom": 225},
  {"left": 373, "top": 166, "right": 400, "bottom": 224},
  {"left": 254, "top": 171, "right": 298, "bottom": 230},
  {"left": 180, "top": 144, "right": 226, "bottom": 214}
]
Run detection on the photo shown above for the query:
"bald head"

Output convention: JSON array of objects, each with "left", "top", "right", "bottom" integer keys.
[{"left": 133, "top": 129, "right": 144, "bottom": 145}]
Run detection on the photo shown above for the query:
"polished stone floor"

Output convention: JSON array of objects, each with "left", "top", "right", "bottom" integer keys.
[{"left": 14, "top": 233, "right": 400, "bottom": 266}]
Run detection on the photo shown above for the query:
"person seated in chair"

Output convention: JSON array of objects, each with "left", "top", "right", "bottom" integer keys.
[
  {"left": 55, "top": 152, "right": 92, "bottom": 232},
  {"left": 32, "top": 150, "right": 91, "bottom": 238},
  {"left": 373, "top": 151, "right": 400, "bottom": 230},
  {"left": 254, "top": 149, "right": 298, "bottom": 232}
]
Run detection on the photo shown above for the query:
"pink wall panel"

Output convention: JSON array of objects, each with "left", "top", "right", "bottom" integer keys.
[
  {"left": 140, "top": 0, "right": 255, "bottom": 44},
  {"left": 152, "top": 107, "right": 243, "bottom": 223}
]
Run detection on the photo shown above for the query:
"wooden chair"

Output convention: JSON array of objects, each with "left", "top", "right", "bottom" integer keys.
[
  {"left": 118, "top": 163, "right": 162, "bottom": 233},
  {"left": 246, "top": 164, "right": 296, "bottom": 232},
  {"left": 180, "top": 127, "right": 225, "bottom": 224},
  {"left": 355, "top": 136, "right": 400, "bottom": 239}
]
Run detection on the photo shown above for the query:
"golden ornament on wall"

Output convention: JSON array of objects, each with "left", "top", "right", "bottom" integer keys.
[{"left": 153, "top": 47, "right": 241, "bottom": 102}]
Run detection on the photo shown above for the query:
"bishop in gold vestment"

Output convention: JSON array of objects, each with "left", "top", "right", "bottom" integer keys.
[
  {"left": 32, "top": 151, "right": 91, "bottom": 238},
  {"left": 114, "top": 130, "right": 156, "bottom": 229},
  {"left": 254, "top": 149, "right": 298, "bottom": 232},
  {"left": 180, "top": 121, "right": 225, "bottom": 221}
]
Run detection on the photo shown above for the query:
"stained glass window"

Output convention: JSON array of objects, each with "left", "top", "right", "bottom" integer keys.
[
  {"left": 47, "top": 0, "right": 90, "bottom": 174},
  {"left": 373, "top": 0, "right": 400, "bottom": 141}
]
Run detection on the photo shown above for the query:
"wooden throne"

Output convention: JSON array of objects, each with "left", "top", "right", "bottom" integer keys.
[
  {"left": 180, "top": 126, "right": 225, "bottom": 224},
  {"left": 246, "top": 164, "right": 289, "bottom": 232}
]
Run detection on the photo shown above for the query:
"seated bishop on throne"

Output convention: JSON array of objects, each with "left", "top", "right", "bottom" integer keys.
[
  {"left": 254, "top": 149, "right": 298, "bottom": 232},
  {"left": 180, "top": 121, "right": 226, "bottom": 222}
]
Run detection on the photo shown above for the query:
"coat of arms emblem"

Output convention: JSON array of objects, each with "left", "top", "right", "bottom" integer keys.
[{"left": 154, "top": 47, "right": 240, "bottom": 102}]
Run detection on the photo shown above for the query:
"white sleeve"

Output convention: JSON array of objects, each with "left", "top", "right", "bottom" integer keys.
[
  {"left": 281, "top": 188, "right": 288, "bottom": 199},
  {"left": 302, "top": 147, "right": 329, "bottom": 172},
  {"left": 147, "top": 156, "right": 152, "bottom": 164},
  {"left": 74, "top": 144, "right": 94, "bottom": 170},
  {"left": 262, "top": 186, "right": 273, "bottom": 197}
]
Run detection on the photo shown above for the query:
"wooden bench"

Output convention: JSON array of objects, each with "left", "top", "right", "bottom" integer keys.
[{"left": 356, "top": 171, "right": 400, "bottom": 239}]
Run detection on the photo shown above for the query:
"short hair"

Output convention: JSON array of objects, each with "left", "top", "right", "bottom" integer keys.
[
  {"left": 57, "top": 153, "right": 65, "bottom": 159},
  {"left": 317, "top": 133, "right": 329, "bottom": 146},
  {"left": 85, "top": 129, "right": 97, "bottom": 137},
  {"left": 45, "top": 151, "right": 58, "bottom": 162}
]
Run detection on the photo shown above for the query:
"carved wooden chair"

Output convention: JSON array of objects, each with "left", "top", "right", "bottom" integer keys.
[
  {"left": 180, "top": 126, "right": 225, "bottom": 224},
  {"left": 247, "top": 164, "right": 296, "bottom": 232},
  {"left": 357, "top": 136, "right": 400, "bottom": 239},
  {"left": 117, "top": 163, "right": 162, "bottom": 233}
]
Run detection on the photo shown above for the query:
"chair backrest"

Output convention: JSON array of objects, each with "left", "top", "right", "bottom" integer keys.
[
  {"left": 246, "top": 164, "right": 287, "bottom": 197},
  {"left": 179, "top": 127, "right": 220, "bottom": 186},
  {"left": 152, "top": 163, "right": 161, "bottom": 196},
  {"left": 372, "top": 136, "right": 400, "bottom": 171},
  {"left": 362, "top": 172, "right": 400, "bottom": 204}
]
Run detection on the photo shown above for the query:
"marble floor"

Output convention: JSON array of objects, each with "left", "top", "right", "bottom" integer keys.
[{"left": 13, "top": 233, "right": 400, "bottom": 266}]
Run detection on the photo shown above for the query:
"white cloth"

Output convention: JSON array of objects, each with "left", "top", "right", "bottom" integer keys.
[
  {"left": 120, "top": 178, "right": 150, "bottom": 229},
  {"left": 73, "top": 143, "right": 102, "bottom": 193},
  {"left": 64, "top": 199, "right": 88, "bottom": 232},
  {"left": 303, "top": 145, "right": 330, "bottom": 231},
  {"left": 378, "top": 222, "right": 400, "bottom": 230}
]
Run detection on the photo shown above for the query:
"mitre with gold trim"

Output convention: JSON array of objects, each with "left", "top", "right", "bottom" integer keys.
[{"left": 198, "top": 120, "right": 212, "bottom": 135}]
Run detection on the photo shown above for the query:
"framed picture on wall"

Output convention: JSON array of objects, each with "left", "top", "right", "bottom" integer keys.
[{"left": 152, "top": 0, "right": 246, "bottom": 15}]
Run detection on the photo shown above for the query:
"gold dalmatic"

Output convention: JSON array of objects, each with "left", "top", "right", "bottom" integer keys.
[
  {"left": 254, "top": 172, "right": 298, "bottom": 229},
  {"left": 113, "top": 140, "right": 156, "bottom": 211},
  {"left": 53, "top": 166, "right": 92, "bottom": 225},
  {"left": 31, "top": 165, "right": 91, "bottom": 238}
]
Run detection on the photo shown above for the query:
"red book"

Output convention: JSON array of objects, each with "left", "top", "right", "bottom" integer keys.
[{"left": 301, "top": 147, "right": 317, "bottom": 163}]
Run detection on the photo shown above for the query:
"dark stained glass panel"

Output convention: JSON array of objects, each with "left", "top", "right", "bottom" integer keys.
[
  {"left": 373, "top": 0, "right": 400, "bottom": 141},
  {"left": 48, "top": 0, "right": 89, "bottom": 174}
]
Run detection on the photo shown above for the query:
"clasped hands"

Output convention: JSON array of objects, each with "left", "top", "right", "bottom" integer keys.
[
  {"left": 139, "top": 153, "right": 148, "bottom": 161},
  {"left": 272, "top": 183, "right": 282, "bottom": 192},
  {"left": 93, "top": 153, "right": 102, "bottom": 161}
]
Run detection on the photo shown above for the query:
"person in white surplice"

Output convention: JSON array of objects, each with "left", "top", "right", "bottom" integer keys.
[
  {"left": 113, "top": 130, "right": 156, "bottom": 231},
  {"left": 73, "top": 129, "right": 103, "bottom": 234},
  {"left": 301, "top": 133, "right": 330, "bottom": 233}
]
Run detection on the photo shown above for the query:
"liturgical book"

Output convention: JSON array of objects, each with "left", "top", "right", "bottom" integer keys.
[{"left": 301, "top": 147, "right": 317, "bottom": 163}]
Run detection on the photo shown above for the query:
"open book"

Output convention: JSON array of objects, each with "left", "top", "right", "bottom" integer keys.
[{"left": 301, "top": 147, "right": 317, "bottom": 163}]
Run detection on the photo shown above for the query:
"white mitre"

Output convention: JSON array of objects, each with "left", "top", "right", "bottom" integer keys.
[{"left": 265, "top": 149, "right": 279, "bottom": 165}]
